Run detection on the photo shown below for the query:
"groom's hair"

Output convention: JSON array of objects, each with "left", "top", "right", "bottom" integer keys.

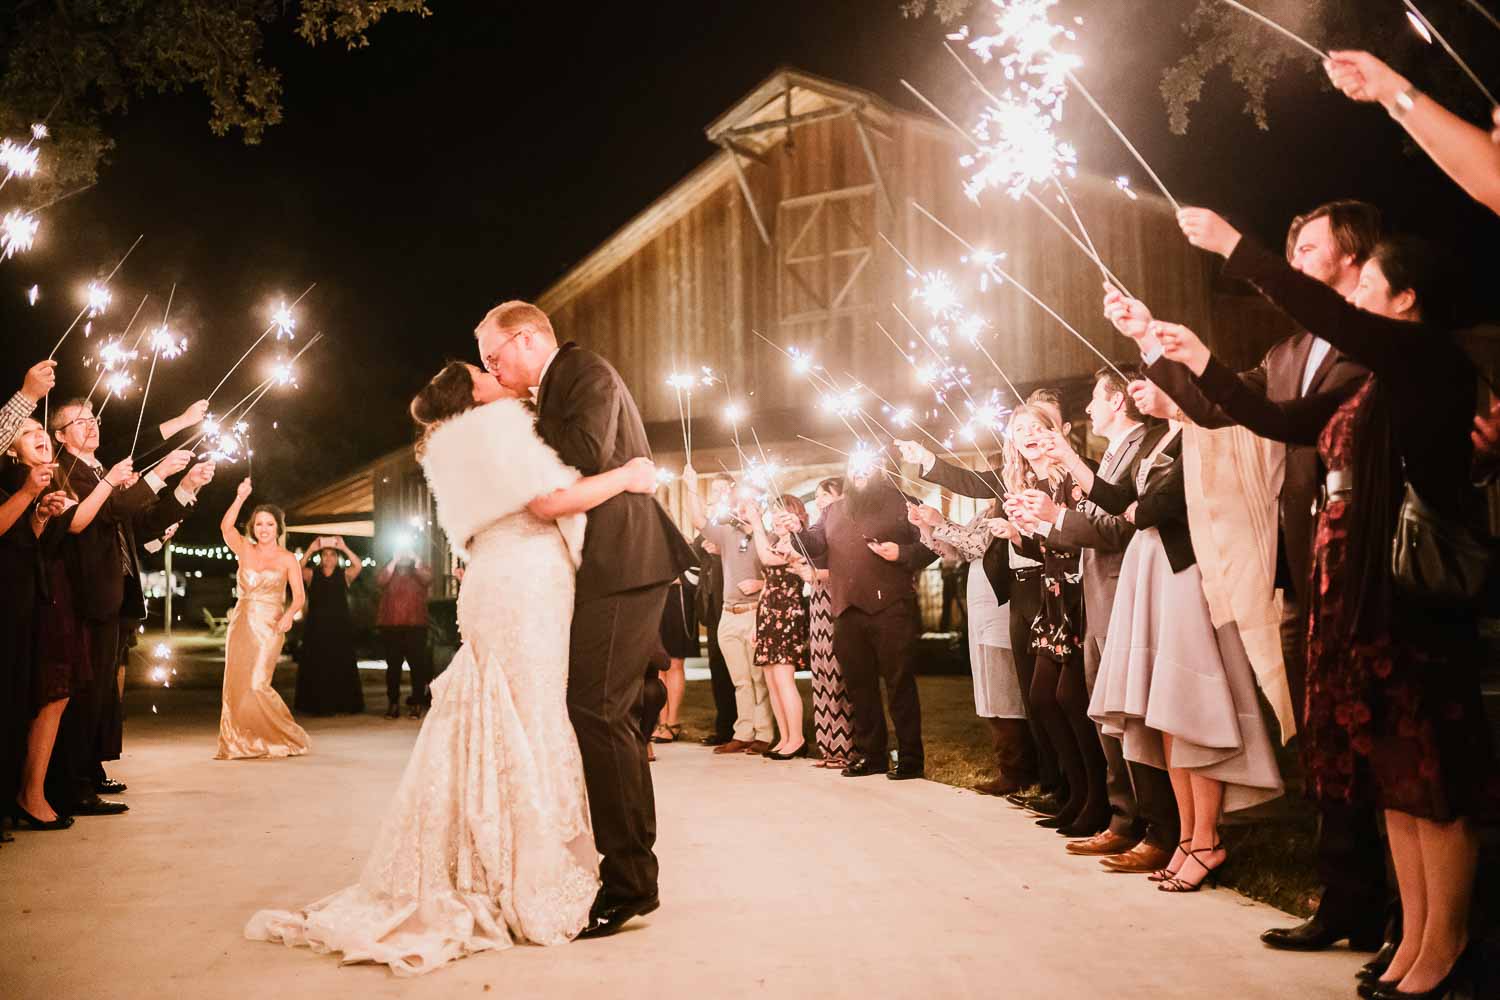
[{"left": 476, "top": 300, "right": 555, "bottom": 343}]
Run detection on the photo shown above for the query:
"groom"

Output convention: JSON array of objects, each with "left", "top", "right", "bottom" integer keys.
[{"left": 477, "top": 300, "right": 694, "bottom": 938}]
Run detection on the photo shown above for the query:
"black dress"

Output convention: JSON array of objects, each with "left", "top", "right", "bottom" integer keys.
[
  {"left": 294, "top": 569, "right": 365, "bottom": 715},
  {"left": 658, "top": 570, "right": 700, "bottom": 659},
  {"left": 0, "top": 489, "right": 41, "bottom": 811},
  {"left": 1197, "top": 238, "right": 1500, "bottom": 822}
]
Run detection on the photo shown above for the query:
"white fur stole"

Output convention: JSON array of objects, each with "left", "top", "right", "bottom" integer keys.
[{"left": 419, "top": 398, "right": 585, "bottom": 565}]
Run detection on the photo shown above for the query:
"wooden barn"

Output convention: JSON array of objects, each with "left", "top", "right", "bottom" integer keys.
[{"left": 286, "top": 67, "right": 1288, "bottom": 601}]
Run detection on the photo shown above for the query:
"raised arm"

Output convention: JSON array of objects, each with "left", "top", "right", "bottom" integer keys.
[
  {"left": 221, "top": 478, "right": 253, "bottom": 556},
  {"left": 1195, "top": 354, "right": 1354, "bottom": 447},
  {"left": 157, "top": 400, "right": 209, "bottom": 443},
  {"left": 299, "top": 537, "right": 324, "bottom": 586},
  {"left": 69, "top": 458, "right": 135, "bottom": 535},
  {"left": 682, "top": 465, "right": 708, "bottom": 531},
  {"left": 1325, "top": 51, "right": 1500, "bottom": 216},
  {"left": 527, "top": 457, "right": 657, "bottom": 520},
  {"left": 751, "top": 515, "right": 788, "bottom": 567}
]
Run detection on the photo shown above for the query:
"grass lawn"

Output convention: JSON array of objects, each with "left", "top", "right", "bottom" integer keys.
[{"left": 666, "top": 672, "right": 1321, "bottom": 917}]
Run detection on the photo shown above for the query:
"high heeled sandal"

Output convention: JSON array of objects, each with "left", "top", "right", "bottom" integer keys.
[
  {"left": 1147, "top": 839, "right": 1192, "bottom": 883},
  {"left": 1159, "top": 844, "right": 1225, "bottom": 893}
]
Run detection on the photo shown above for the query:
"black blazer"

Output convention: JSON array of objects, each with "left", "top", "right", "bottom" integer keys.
[
  {"left": 1086, "top": 431, "right": 1196, "bottom": 574},
  {"left": 60, "top": 453, "right": 188, "bottom": 621},
  {"left": 795, "top": 488, "right": 937, "bottom": 617},
  {"left": 535, "top": 342, "right": 695, "bottom": 601}
]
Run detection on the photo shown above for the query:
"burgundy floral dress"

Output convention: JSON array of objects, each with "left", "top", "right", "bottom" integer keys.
[
  {"left": 1304, "top": 377, "right": 1500, "bottom": 820},
  {"left": 754, "top": 564, "right": 810, "bottom": 671}
]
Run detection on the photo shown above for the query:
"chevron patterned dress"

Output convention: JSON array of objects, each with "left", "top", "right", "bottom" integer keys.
[{"left": 809, "top": 579, "right": 855, "bottom": 764}]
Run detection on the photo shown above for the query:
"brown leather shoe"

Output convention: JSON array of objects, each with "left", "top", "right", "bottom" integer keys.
[
  {"left": 974, "top": 775, "right": 1025, "bottom": 797},
  {"left": 713, "top": 740, "right": 753, "bottom": 755},
  {"left": 745, "top": 740, "right": 772, "bottom": 754},
  {"left": 1065, "top": 830, "right": 1139, "bottom": 857},
  {"left": 1099, "top": 842, "right": 1174, "bottom": 873}
]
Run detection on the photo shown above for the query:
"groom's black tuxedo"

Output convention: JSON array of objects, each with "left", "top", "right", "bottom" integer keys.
[
  {"left": 536, "top": 342, "right": 695, "bottom": 599},
  {"left": 535, "top": 341, "right": 693, "bottom": 908}
]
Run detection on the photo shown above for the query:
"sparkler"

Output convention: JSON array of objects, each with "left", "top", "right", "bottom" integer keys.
[
  {"left": 1215, "top": 1, "right": 1329, "bottom": 61},
  {"left": 0, "top": 137, "right": 40, "bottom": 187},
  {"left": 665, "top": 371, "right": 695, "bottom": 461},
  {"left": 1466, "top": 0, "right": 1500, "bottom": 32},
  {"left": 205, "top": 283, "right": 316, "bottom": 404},
  {"left": 45, "top": 233, "right": 144, "bottom": 361},
  {"left": 910, "top": 200, "right": 1128, "bottom": 380},
  {"left": 85, "top": 293, "right": 153, "bottom": 413},
  {"left": 26, "top": 284, "right": 38, "bottom": 305},
  {"left": 1062, "top": 68, "right": 1181, "bottom": 213},
  {"left": 1403, "top": 0, "right": 1500, "bottom": 108},
  {"left": 1, "top": 209, "right": 39, "bottom": 260},
  {"left": 130, "top": 286, "right": 180, "bottom": 455},
  {"left": 898, "top": 76, "right": 1130, "bottom": 293}
]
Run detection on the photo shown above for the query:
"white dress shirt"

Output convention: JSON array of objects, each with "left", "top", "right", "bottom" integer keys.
[
  {"left": 1300, "top": 337, "right": 1331, "bottom": 397},
  {"left": 530, "top": 347, "right": 562, "bottom": 405}
]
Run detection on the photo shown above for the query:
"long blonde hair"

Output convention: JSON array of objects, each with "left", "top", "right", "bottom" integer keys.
[{"left": 1002, "top": 403, "right": 1064, "bottom": 494}]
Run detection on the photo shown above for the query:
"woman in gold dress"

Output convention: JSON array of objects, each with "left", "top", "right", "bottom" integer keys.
[{"left": 215, "top": 478, "right": 310, "bottom": 760}]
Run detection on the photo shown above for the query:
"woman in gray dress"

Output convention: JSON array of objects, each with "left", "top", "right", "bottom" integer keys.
[{"left": 1039, "top": 383, "right": 1282, "bottom": 893}]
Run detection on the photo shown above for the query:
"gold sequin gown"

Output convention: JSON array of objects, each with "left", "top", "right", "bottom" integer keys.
[
  {"left": 216, "top": 565, "right": 311, "bottom": 760},
  {"left": 247, "top": 400, "right": 599, "bottom": 975}
]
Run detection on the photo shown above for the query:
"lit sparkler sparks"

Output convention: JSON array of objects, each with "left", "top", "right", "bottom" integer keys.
[
  {"left": 787, "top": 346, "right": 815, "bottom": 375},
  {"left": 962, "top": 93, "right": 1078, "bottom": 201},
  {"left": 820, "top": 390, "right": 861, "bottom": 418},
  {"left": 1403, "top": 0, "right": 1500, "bottom": 107},
  {"left": 26, "top": 284, "right": 39, "bottom": 305},
  {"left": 1114, "top": 176, "right": 1139, "bottom": 201},
  {"left": 269, "top": 358, "right": 298, "bottom": 387},
  {"left": 150, "top": 325, "right": 188, "bottom": 360},
  {"left": 30, "top": 123, "right": 48, "bottom": 141},
  {"left": 846, "top": 442, "right": 882, "bottom": 480},
  {"left": 0, "top": 209, "right": 38, "bottom": 259},
  {"left": 270, "top": 300, "right": 297, "bottom": 340},
  {"left": 0, "top": 137, "right": 40, "bottom": 179},
  {"left": 86, "top": 280, "right": 112, "bottom": 317},
  {"left": 104, "top": 372, "right": 134, "bottom": 398},
  {"left": 97, "top": 339, "right": 138, "bottom": 371},
  {"left": 723, "top": 401, "right": 746, "bottom": 425}
]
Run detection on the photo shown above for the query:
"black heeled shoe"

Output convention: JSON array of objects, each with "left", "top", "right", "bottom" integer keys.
[
  {"left": 1159, "top": 844, "right": 1225, "bottom": 893},
  {"left": 12, "top": 804, "right": 75, "bottom": 831},
  {"left": 767, "top": 743, "right": 807, "bottom": 761},
  {"left": 1362, "top": 944, "right": 1474, "bottom": 1000},
  {"left": 1148, "top": 839, "right": 1192, "bottom": 883},
  {"left": 1356, "top": 942, "right": 1399, "bottom": 984}
]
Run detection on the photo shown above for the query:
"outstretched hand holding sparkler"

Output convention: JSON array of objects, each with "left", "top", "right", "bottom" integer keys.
[{"left": 1177, "top": 208, "right": 1243, "bottom": 258}]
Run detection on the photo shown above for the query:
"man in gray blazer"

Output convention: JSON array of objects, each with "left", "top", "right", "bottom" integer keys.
[{"left": 1019, "top": 368, "right": 1180, "bottom": 873}]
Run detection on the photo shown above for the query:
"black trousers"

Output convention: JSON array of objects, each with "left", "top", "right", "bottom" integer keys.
[
  {"left": 568, "top": 583, "right": 668, "bottom": 905},
  {"left": 380, "top": 626, "right": 432, "bottom": 707},
  {"left": 832, "top": 598, "right": 923, "bottom": 766},
  {"left": 701, "top": 600, "right": 735, "bottom": 741},
  {"left": 1008, "top": 573, "right": 1059, "bottom": 790}
]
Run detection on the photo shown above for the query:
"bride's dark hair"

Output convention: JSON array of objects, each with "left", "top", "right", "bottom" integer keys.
[{"left": 411, "top": 361, "right": 477, "bottom": 427}]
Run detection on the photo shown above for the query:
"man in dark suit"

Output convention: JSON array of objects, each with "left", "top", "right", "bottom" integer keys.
[
  {"left": 477, "top": 300, "right": 694, "bottom": 939},
  {"left": 1108, "top": 200, "right": 1390, "bottom": 953},
  {"left": 1011, "top": 369, "right": 1181, "bottom": 872},
  {"left": 51, "top": 398, "right": 206, "bottom": 815},
  {"left": 778, "top": 453, "right": 937, "bottom": 780}
]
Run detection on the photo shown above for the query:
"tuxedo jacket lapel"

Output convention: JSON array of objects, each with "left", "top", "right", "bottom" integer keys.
[{"left": 536, "top": 341, "right": 578, "bottom": 414}]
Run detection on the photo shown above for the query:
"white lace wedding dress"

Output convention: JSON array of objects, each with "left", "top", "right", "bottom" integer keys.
[{"left": 246, "top": 399, "right": 599, "bottom": 975}]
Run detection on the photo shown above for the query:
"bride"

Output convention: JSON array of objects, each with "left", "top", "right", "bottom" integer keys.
[{"left": 246, "top": 361, "right": 659, "bottom": 975}]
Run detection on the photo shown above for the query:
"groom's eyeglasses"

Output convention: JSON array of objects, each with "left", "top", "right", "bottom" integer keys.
[{"left": 481, "top": 330, "right": 524, "bottom": 375}]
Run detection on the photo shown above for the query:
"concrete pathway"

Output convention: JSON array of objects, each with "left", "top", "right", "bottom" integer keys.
[{"left": 4, "top": 689, "right": 1365, "bottom": 999}]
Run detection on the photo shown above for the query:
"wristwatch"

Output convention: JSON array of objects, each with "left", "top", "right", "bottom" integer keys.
[{"left": 1388, "top": 86, "right": 1421, "bottom": 120}]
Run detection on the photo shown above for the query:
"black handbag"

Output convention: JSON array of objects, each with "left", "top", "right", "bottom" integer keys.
[{"left": 1390, "top": 475, "right": 1493, "bottom": 605}]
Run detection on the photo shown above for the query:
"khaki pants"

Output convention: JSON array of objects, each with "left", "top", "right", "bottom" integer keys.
[{"left": 718, "top": 607, "right": 771, "bottom": 742}]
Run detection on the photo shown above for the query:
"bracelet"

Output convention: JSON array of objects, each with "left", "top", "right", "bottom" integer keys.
[{"left": 1388, "top": 86, "right": 1421, "bottom": 120}]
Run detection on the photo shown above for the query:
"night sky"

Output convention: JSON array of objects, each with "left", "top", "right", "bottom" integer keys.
[{"left": 3, "top": 0, "right": 1497, "bottom": 548}]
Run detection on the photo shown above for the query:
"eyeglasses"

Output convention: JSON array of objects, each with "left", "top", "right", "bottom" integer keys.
[
  {"left": 481, "top": 330, "right": 523, "bottom": 375},
  {"left": 62, "top": 416, "right": 102, "bottom": 431}
]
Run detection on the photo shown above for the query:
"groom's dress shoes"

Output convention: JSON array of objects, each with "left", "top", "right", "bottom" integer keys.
[
  {"left": 95, "top": 778, "right": 127, "bottom": 794},
  {"left": 73, "top": 795, "right": 129, "bottom": 816},
  {"left": 1260, "top": 905, "right": 1384, "bottom": 952},
  {"left": 713, "top": 740, "right": 752, "bottom": 755},
  {"left": 886, "top": 763, "right": 924, "bottom": 781},
  {"left": 578, "top": 895, "right": 660, "bottom": 940},
  {"left": 841, "top": 756, "right": 888, "bottom": 778}
]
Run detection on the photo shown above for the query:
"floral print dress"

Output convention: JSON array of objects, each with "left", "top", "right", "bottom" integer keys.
[{"left": 1021, "top": 471, "right": 1088, "bottom": 664}]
